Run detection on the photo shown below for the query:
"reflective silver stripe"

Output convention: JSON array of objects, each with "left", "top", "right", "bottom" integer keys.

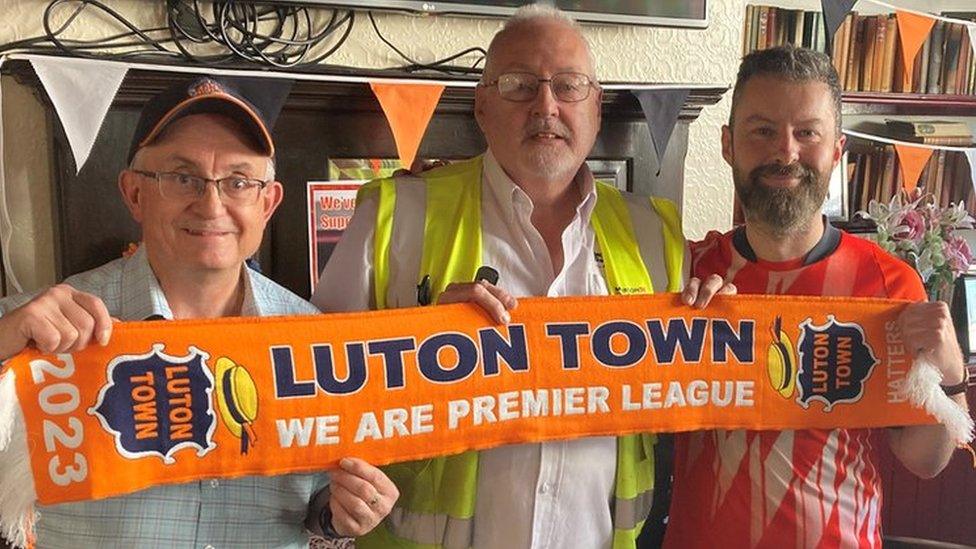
[
  {"left": 386, "top": 506, "right": 474, "bottom": 549},
  {"left": 621, "top": 192, "right": 669, "bottom": 293},
  {"left": 613, "top": 488, "right": 655, "bottom": 531},
  {"left": 388, "top": 177, "right": 426, "bottom": 308}
]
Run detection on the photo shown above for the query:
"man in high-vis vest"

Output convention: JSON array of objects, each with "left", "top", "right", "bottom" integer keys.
[{"left": 312, "top": 4, "right": 731, "bottom": 548}]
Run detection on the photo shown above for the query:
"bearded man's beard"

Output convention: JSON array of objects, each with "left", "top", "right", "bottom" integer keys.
[{"left": 734, "top": 161, "right": 829, "bottom": 235}]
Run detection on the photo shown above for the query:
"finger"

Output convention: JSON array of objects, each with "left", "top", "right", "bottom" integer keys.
[
  {"left": 332, "top": 482, "right": 374, "bottom": 529},
  {"left": 478, "top": 281, "right": 518, "bottom": 311},
  {"left": 331, "top": 470, "right": 379, "bottom": 504},
  {"left": 694, "top": 275, "right": 725, "bottom": 309},
  {"left": 438, "top": 283, "right": 509, "bottom": 324},
  {"left": 330, "top": 489, "right": 365, "bottom": 537},
  {"left": 338, "top": 457, "right": 397, "bottom": 497},
  {"left": 718, "top": 282, "right": 737, "bottom": 295},
  {"left": 72, "top": 292, "right": 112, "bottom": 346},
  {"left": 681, "top": 277, "right": 701, "bottom": 306},
  {"left": 25, "top": 316, "right": 66, "bottom": 354},
  {"left": 56, "top": 298, "right": 99, "bottom": 353}
]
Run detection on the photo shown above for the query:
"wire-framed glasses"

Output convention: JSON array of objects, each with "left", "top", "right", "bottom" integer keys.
[{"left": 480, "top": 72, "right": 599, "bottom": 103}]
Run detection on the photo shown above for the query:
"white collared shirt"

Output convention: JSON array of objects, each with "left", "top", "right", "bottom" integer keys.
[{"left": 313, "top": 151, "right": 616, "bottom": 549}]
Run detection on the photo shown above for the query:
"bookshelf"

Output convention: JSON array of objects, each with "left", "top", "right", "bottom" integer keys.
[{"left": 741, "top": 2, "right": 976, "bottom": 232}]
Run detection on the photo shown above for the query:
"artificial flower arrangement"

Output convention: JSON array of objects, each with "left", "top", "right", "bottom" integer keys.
[
  {"left": 858, "top": 190, "right": 974, "bottom": 301},
  {"left": 858, "top": 190, "right": 975, "bottom": 447}
]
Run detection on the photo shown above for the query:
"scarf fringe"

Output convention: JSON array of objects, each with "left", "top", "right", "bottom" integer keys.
[
  {"left": 899, "top": 358, "right": 975, "bottom": 446},
  {"left": 0, "top": 372, "right": 37, "bottom": 548}
]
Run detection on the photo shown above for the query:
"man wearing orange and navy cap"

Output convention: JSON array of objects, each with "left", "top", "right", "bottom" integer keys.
[{"left": 0, "top": 76, "right": 395, "bottom": 548}]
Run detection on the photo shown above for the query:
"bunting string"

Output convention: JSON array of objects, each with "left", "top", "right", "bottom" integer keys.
[
  {"left": 858, "top": 0, "right": 975, "bottom": 26},
  {"left": 843, "top": 129, "right": 976, "bottom": 152}
]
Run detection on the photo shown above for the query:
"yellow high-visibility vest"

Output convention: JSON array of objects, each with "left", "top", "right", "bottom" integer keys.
[{"left": 356, "top": 155, "right": 685, "bottom": 549}]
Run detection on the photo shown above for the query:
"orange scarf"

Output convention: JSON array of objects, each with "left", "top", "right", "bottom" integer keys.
[{"left": 0, "top": 293, "right": 938, "bottom": 510}]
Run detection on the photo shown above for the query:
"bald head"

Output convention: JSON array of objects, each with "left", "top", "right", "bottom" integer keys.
[{"left": 482, "top": 5, "right": 596, "bottom": 81}]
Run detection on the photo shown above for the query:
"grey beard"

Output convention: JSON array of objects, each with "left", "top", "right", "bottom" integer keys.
[{"left": 734, "top": 163, "right": 828, "bottom": 236}]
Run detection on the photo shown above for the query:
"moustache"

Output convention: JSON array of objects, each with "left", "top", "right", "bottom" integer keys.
[
  {"left": 750, "top": 162, "right": 815, "bottom": 182},
  {"left": 523, "top": 120, "right": 572, "bottom": 140}
]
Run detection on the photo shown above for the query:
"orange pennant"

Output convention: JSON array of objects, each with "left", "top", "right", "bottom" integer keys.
[
  {"left": 370, "top": 82, "right": 445, "bottom": 170},
  {"left": 894, "top": 144, "right": 933, "bottom": 193},
  {"left": 895, "top": 10, "right": 936, "bottom": 91}
]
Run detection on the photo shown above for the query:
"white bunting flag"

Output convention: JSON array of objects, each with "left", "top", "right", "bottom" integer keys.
[{"left": 28, "top": 55, "right": 127, "bottom": 173}]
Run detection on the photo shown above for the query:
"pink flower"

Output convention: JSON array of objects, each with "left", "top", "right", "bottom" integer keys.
[
  {"left": 895, "top": 209, "right": 926, "bottom": 243},
  {"left": 944, "top": 235, "right": 972, "bottom": 275}
]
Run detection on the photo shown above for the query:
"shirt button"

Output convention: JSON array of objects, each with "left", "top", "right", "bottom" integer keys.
[
  {"left": 209, "top": 479, "right": 219, "bottom": 489},
  {"left": 540, "top": 482, "right": 551, "bottom": 494},
  {"left": 204, "top": 545, "right": 215, "bottom": 549}
]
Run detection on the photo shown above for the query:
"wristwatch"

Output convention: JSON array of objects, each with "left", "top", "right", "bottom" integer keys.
[{"left": 941, "top": 367, "right": 971, "bottom": 396}]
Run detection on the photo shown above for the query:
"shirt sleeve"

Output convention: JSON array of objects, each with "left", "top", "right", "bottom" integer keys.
[
  {"left": 874, "top": 247, "right": 927, "bottom": 302},
  {"left": 310, "top": 193, "right": 378, "bottom": 313}
]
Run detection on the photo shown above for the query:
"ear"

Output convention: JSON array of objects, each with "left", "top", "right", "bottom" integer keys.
[
  {"left": 118, "top": 170, "right": 145, "bottom": 222},
  {"left": 594, "top": 87, "right": 603, "bottom": 126},
  {"left": 833, "top": 133, "right": 846, "bottom": 167},
  {"left": 721, "top": 125, "right": 734, "bottom": 167},
  {"left": 474, "top": 86, "right": 488, "bottom": 133},
  {"left": 260, "top": 181, "right": 284, "bottom": 222}
]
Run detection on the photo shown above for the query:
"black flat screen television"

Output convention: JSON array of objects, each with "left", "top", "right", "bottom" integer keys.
[
  {"left": 951, "top": 273, "right": 976, "bottom": 361},
  {"left": 265, "top": 1, "right": 708, "bottom": 28}
]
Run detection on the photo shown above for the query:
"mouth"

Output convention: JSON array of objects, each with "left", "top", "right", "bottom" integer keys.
[
  {"left": 528, "top": 131, "right": 565, "bottom": 142},
  {"left": 759, "top": 174, "right": 801, "bottom": 187},
  {"left": 182, "top": 228, "right": 235, "bottom": 237}
]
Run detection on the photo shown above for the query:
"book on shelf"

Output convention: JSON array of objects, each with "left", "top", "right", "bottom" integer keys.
[
  {"left": 845, "top": 145, "right": 975, "bottom": 218},
  {"left": 884, "top": 119, "right": 973, "bottom": 137},
  {"left": 743, "top": 6, "right": 976, "bottom": 96}
]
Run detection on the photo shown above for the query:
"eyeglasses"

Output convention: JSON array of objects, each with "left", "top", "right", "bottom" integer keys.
[
  {"left": 131, "top": 170, "right": 269, "bottom": 205},
  {"left": 480, "top": 72, "right": 599, "bottom": 103}
]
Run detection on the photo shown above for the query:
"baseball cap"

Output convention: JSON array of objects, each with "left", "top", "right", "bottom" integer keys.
[{"left": 126, "top": 75, "right": 291, "bottom": 163}]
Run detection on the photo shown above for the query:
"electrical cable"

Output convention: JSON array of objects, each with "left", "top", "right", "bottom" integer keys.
[
  {"left": 0, "top": 0, "right": 487, "bottom": 76},
  {"left": 367, "top": 11, "right": 485, "bottom": 75}
]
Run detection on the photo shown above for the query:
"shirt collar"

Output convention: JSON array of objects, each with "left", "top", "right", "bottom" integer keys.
[
  {"left": 732, "top": 216, "right": 841, "bottom": 269},
  {"left": 482, "top": 149, "right": 598, "bottom": 225},
  {"left": 120, "top": 245, "right": 260, "bottom": 320}
]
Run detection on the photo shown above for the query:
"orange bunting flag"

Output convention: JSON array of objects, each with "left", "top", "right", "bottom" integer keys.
[
  {"left": 895, "top": 10, "right": 937, "bottom": 91},
  {"left": 369, "top": 82, "right": 445, "bottom": 170},
  {"left": 894, "top": 143, "right": 934, "bottom": 193},
  {"left": 0, "top": 292, "right": 961, "bottom": 540}
]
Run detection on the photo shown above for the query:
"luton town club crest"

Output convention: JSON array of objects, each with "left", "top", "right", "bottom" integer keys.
[
  {"left": 795, "top": 315, "right": 878, "bottom": 411},
  {"left": 89, "top": 344, "right": 260, "bottom": 464}
]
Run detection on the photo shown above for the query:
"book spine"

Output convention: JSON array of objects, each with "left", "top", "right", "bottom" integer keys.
[
  {"left": 863, "top": 16, "right": 878, "bottom": 92},
  {"left": 881, "top": 15, "right": 897, "bottom": 92},
  {"left": 744, "top": 4, "right": 755, "bottom": 54},
  {"left": 757, "top": 6, "right": 769, "bottom": 52},
  {"left": 927, "top": 21, "right": 947, "bottom": 94}
]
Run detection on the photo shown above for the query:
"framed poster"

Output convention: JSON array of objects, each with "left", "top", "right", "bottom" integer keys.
[{"left": 307, "top": 181, "right": 366, "bottom": 293}]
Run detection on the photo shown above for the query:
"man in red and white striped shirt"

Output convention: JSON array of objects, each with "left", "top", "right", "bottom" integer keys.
[{"left": 664, "top": 45, "right": 970, "bottom": 549}]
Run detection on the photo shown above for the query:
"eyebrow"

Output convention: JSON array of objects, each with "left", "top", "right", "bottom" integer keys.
[
  {"left": 743, "top": 115, "right": 826, "bottom": 125},
  {"left": 500, "top": 64, "right": 586, "bottom": 74},
  {"left": 166, "top": 157, "right": 257, "bottom": 174}
]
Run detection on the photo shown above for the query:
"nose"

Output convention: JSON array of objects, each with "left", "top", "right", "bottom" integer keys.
[
  {"left": 530, "top": 80, "right": 560, "bottom": 119},
  {"left": 773, "top": 131, "right": 800, "bottom": 166},
  {"left": 192, "top": 180, "right": 226, "bottom": 216}
]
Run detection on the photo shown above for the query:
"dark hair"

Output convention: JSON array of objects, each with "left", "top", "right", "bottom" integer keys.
[{"left": 730, "top": 45, "right": 842, "bottom": 132}]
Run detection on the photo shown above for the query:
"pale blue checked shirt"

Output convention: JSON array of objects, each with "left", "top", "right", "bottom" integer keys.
[{"left": 0, "top": 247, "right": 329, "bottom": 549}]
